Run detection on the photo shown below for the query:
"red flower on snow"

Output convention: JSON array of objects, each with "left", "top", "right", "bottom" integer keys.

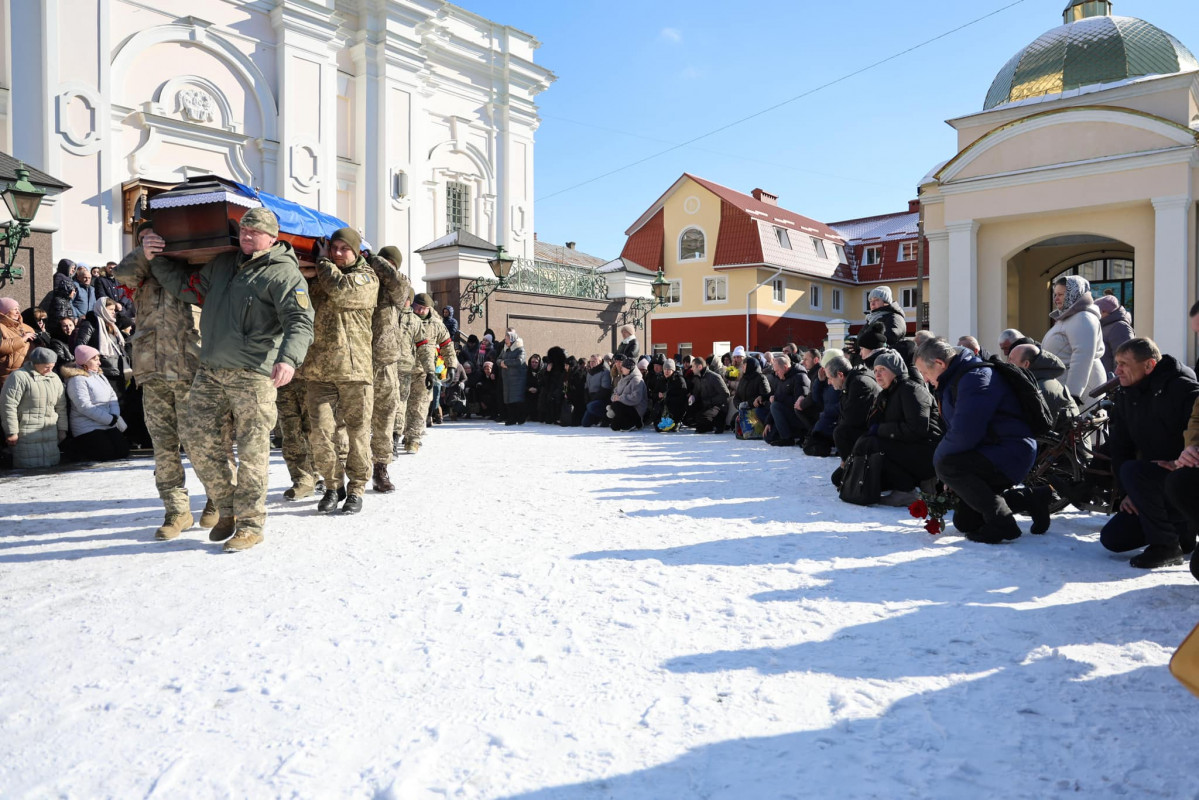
[
  {"left": 908, "top": 500, "right": 929, "bottom": 519},
  {"left": 924, "top": 518, "right": 944, "bottom": 535}
]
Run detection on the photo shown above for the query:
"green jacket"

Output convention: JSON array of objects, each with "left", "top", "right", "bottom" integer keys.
[{"left": 150, "top": 241, "right": 315, "bottom": 376}]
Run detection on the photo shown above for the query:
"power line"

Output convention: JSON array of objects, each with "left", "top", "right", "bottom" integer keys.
[{"left": 536, "top": 0, "right": 1029, "bottom": 203}]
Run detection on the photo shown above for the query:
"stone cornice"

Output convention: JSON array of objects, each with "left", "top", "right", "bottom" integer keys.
[{"left": 939, "top": 145, "right": 1195, "bottom": 196}]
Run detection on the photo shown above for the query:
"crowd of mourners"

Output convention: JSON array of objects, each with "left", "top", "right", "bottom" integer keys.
[{"left": 3, "top": 254, "right": 1199, "bottom": 576}]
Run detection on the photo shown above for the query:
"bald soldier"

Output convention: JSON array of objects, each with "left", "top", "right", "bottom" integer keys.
[{"left": 144, "top": 207, "right": 314, "bottom": 551}]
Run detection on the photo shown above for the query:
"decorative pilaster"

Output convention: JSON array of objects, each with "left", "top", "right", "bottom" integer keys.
[
  {"left": 1151, "top": 194, "right": 1194, "bottom": 359},
  {"left": 945, "top": 220, "right": 980, "bottom": 340}
]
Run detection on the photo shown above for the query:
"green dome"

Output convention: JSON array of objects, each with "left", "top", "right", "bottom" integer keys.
[{"left": 983, "top": 14, "right": 1199, "bottom": 110}]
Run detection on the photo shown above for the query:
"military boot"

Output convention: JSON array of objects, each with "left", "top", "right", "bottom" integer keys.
[
  {"left": 284, "top": 482, "right": 314, "bottom": 501},
  {"left": 155, "top": 510, "right": 195, "bottom": 541},
  {"left": 392, "top": 433, "right": 403, "bottom": 457},
  {"left": 199, "top": 498, "right": 219, "bottom": 528},
  {"left": 223, "top": 529, "right": 264, "bottom": 552},
  {"left": 372, "top": 463, "right": 395, "bottom": 493},
  {"left": 209, "top": 515, "right": 236, "bottom": 542},
  {"left": 405, "top": 441, "right": 421, "bottom": 455},
  {"left": 342, "top": 494, "right": 363, "bottom": 514},
  {"left": 317, "top": 490, "right": 341, "bottom": 512}
]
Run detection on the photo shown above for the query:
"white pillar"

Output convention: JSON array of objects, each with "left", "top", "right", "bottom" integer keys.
[
  {"left": 945, "top": 220, "right": 980, "bottom": 340},
  {"left": 925, "top": 229, "right": 949, "bottom": 336},
  {"left": 825, "top": 319, "right": 851, "bottom": 351},
  {"left": 1151, "top": 195, "right": 1193, "bottom": 360}
]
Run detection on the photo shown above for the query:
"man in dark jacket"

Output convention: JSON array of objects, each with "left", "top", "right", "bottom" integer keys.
[
  {"left": 581, "top": 354, "right": 613, "bottom": 427},
  {"left": 766, "top": 353, "right": 809, "bottom": 446},
  {"left": 1164, "top": 396, "right": 1199, "bottom": 581},
  {"left": 826, "top": 354, "right": 879, "bottom": 460},
  {"left": 687, "top": 356, "right": 730, "bottom": 433},
  {"left": 1009, "top": 344, "right": 1078, "bottom": 425},
  {"left": 1100, "top": 338, "right": 1199, "bottom": 569},
  {"left": 916, "top": 338, "right": 1036, "bottom": 544},
  {"left": 854, "top": 349, "right": 941, "bottom": 498}
]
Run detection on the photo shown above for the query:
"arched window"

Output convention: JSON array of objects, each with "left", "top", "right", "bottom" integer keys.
[
  {"left": 680, "top": 227, "right": 705, "bottom": 261},
  {"left": 1052, "top": 257, "right": 1134, "bottom": 314}
]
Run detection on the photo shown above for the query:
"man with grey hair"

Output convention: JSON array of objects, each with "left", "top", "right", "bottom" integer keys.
[
  {"left": 915, "top": 337, "right": 1036, "bottom": 543},
  {"left": 913, "top": 330, "right": 935, "bottom": 347},
  {"left": 765, "top": 352, "right": 808, "bottom": 446},
  {"left": 825, "top": 353, "right": 878, "bottom": 469},
  {"left": 997, "top": 328, "right": 1032, "bottom": 359}
]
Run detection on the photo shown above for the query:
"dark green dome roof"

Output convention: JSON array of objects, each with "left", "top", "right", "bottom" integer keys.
[{"left": 984, "top": 14, "right": 1198, "bottom": 110}]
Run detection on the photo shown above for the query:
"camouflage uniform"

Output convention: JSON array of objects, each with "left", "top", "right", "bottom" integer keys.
[
  {"left": 150, "top": 237, "right": 314, "bottom": 537},
  {"left": 397, "top": 307, "right": 457, "bottom": 449},
  {"left": 275, "top": 377, "right": 314, "bottom": 491},
  {"left": 116, "top": 247, "right": 234, "bottom": 516},
  {"left": 303, "top": 254, "right": 377, "bottom": 496},
  {"left": 367, "top": 254, "right": 412, "bottom": 465}
]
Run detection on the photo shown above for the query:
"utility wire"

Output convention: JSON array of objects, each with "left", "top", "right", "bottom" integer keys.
[{"left": 536, "top": 0, "right": 1029, "bottom": 203}]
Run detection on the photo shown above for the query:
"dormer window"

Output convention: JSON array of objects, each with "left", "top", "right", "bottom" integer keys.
[{"left": 680, "top": 227, "right": 705, "bottom": 261}]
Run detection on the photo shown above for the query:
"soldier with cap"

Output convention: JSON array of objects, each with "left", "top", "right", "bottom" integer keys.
[
  {"left": 365, "top": 245, "right": 411, "bottom": 492},
  {"left": 396, "top": 292, "right": 456, "bottom": 454},
  {"left": 301, "top": 227, "right": 377, "bottom": 513},
  {"left": 116, "top": 220, "right": 234, "bottom": 540},
  {"left": 142, "top": 206, "right": 314, "bottom": 552}
]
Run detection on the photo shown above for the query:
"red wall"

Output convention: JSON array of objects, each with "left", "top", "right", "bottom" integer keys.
[{"left": 648, "top": 314, "right": 828, "bottom": 359}]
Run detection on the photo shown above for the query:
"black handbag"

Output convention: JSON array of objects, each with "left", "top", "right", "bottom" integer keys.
[{"left": 838, "top": 451, "right": 886, "bottom": 506}]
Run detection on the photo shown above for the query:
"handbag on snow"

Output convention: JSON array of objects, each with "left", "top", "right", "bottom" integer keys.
[
  {"left": 1170, "top": 620, "right": 1199, "bottom": 699},
  {"left": 837, "top": 451, "right": 886, "bottom": 506}
]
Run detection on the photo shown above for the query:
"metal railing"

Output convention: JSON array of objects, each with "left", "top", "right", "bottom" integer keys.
[{"left": 503, "top": 257, "right": 610, "bottom": 300}]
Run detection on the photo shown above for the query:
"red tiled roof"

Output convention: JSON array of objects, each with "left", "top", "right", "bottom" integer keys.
[
  {"left": 713, "top": 198, "right": 763, "bottom": 266},
  {"left": 685, "top": 174, "right": 846, "bottom": 243},
  {"left": 620, "top": 208, "right": 664, "bottom": 269}
]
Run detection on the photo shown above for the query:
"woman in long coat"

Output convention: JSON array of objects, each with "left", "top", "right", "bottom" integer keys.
[
  {"left": 499, "top": 329, "right": 528, "bottom": 425},
  {"left": 1, "top": 348, "right": 68, "bottom": 468},
  {"left": 1043, "top": 275, "right": 1106, "bottom": 400}
]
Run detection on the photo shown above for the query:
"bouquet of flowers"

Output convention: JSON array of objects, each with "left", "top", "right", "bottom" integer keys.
[{"left": 909, "top": 486, "right": 958, "bottom": 535}]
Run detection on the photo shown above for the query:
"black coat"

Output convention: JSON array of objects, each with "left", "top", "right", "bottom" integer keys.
[
  {"left": 771, "top": 365, "right": 810, "bottom": 412},
  {"left": 1109, "top": 354, "right": 1199, "bottom": 480},
  {"left": 865, "top": 304, "right": 907, "bottom": 348},
  {"left": 867, "top": 376, "right": 942, "bottom": 444},
  {"left": 734, "top": 359, "right": 771, "bottom": 406},
  {"left": 839, "top": 366, "right": 880, "bottom": 433},
  {"left": 615, "top": 337, "right": 639, "bottom": 361}
]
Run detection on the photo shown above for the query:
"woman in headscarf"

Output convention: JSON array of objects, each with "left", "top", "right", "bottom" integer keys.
[
  {"left": 1094, "top": 294, "right": 1134, "bottom": 376},
  {"left": 1043, "top": 275, "right": 1106, "bottom": 401},
  {"left": 73, "top": 296, "right": 127, "bottom": 399},
  {"left": 499, "top": 328, "right": 527, "bottom": 425}
]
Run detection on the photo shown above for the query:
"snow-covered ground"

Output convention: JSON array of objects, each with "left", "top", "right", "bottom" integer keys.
[{"left": 2, "top": 420, "right": 1197, "bottom": 799}]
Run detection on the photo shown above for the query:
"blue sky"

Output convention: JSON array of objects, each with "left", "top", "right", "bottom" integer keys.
[{"left": 461, "top": 0, "right": 1199, "bottom": 261}]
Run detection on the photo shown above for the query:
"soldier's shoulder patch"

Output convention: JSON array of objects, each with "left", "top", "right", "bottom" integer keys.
[{"left": 294, "top": 288, "right": 310, "bottom": 309}]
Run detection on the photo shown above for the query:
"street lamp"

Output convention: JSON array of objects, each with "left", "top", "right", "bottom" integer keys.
[
  {"left": 487, "top": 244, "right": 515, "bottom": 281},
  {"left": 464, "top": 244, "right": 517, "bottom": 323},
  {"left": 0, "top": 166, "right": 47, "bottom": 286}
]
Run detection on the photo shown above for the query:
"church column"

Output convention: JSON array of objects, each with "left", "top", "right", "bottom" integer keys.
[
  {"left": 925, "top": 228, "right": 949, "bottom": 337},
  {"left": 1151, "top": 194, "right": 1194, "bottom": 360},
  {"left": 945, "top": 220, "right": 979, "bottom": 339}
]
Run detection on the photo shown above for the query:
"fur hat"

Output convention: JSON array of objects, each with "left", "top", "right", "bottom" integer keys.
[
  {"left": 857, "top": 322, "right": 888, "bottom": 351},
  {"left": 330, "top": 227, "right": 362, "bottom": 253},
  {"left": 869, "top": 286, "right": 893, "bottom": 305},
  {"left": 621, "top": 356, "right": 637, "bottom": 371},
  {"left": 872, "top": 349, "right": 906, "bottom": 379},
  {"left": 240, "top": 207, "right": 279, "bottom": 236},
  {"left": 74, "top": 344, "right": 100, "bottom": 365},
  {"left": 377, "top": 245, "right": 403, "bottom": 269},
  {"left": 28, "top": 347, "right": 56, "bottom": 364},
  {"left": 819, "top": 348, "right": 844, "bottom": 368}
]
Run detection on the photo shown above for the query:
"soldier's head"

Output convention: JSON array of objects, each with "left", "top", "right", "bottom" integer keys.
[
  {"left": 238, "top": 208, "right": 279, "bottom": 256},
  {"left": 329, "top": 227, "right": 362, "bottom": 267},
  {"left": 412, "top": 292, "right": 435, "bottom": 318},
  {"left": 1114, "top": 338, "right": 1161, "bottom": 388}
]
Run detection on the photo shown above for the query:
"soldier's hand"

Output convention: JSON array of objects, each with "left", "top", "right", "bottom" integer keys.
[
  {"left": 425, "top": 373, "right": 434, "bottom": 390},
  {"left": 316, "top": 237, "right": 330, "bottom": 261},
  {"left": 272, "top": 362, "right": 296, "bottom": 388},
  {"left": 141, "top": 231, "right": 166, "bottom": 260}
]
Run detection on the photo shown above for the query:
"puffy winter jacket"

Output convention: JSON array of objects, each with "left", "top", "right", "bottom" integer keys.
[
  {"left": 612, "top": 367, "right": 648, "bottom": 418},
  {"left": 63, "top": 365, "right": 121, "bottom": 437},
  {"left": 1, "top": 362, "right": 68, "bottom": 467},
  {"left": 585, "top": 364, "right": 613, "bottom": 403},
  {"left": 1108, "top": 354, "right": 1199, "bottom": 483},
  {"left": 1043, "top": 278, "right": 1106, "bottom": 399},
  {"left": 689, "top": 368, "right": 730, "bottom": 409},
  {"left": 934, "top": 351, "right": 1036, "bottom": 484},
  {"left": 500, "top": 339, "right": 528, "bottom": 404},
  {"left": 864, "top": 304, "right": 907, "bottom": 348},
  {"left": 150, "top": 241, "right": 314, "bottom": 376},
  {"left": 1022, "top": 348, "right": 1077, "bottom": 423},
  {"left": 0, "top": 315, "right": 34, "bottom": 385},
  {"left": 771, "top": 365, "right": 810, "bottom": 412},
  {"left": 1099, "top": 306, "right": 1134, "bottom": 374},
  {"left": 811, "top": 380, "right": 842, "bottom": 438},
  {"left": 868, "top": 375, "right": 941, "bottom": 444}
]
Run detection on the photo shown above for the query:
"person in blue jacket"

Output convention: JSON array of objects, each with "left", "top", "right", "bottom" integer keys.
[{"left": 915, "top": 337, "right": 1036, "bottom": 544}]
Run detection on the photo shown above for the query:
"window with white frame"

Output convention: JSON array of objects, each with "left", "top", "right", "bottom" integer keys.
[
  {"left": 901, "top": 287, "right": 917, "bottom": 309},
  {"left": 680, "top": 227, "right": 706, "bottom": 261},
  {"left": 809, "top": 283, "right": 822, "bottom": 309},
  {"left": 653, "top": 343, "right": 667, "bottom": 359},
  {"left": 775, "top": 227, "right": 792, "bottom": 249},
  {"left": 446, "top": 181, "right": 471, "bottom": 234},
  {"left": 898, "top": 241, "right": 918, "bottom": 261},
  {"left": 703, "top": 275, "right": 727, "bottom": 303},
  {"left": 835, "top": 243, "right": 847, "bottom": 263},
  {"left": 679, "top": 342, "right": 693, "bottom": 361},
  {"left": 863, "top": 245, "right": 882, "bottom": 266},
  {"left": 771, "top": 278, "right": 785, "bottom": 303},
  {"left": 832, "top": 288, "right": 843, "bottom": 312},
  {"left": 666, "top": 279, "right": 682, "bottom": 305},
  {"left": 811, "top": 237, "right": 827, "bottom": 259}
]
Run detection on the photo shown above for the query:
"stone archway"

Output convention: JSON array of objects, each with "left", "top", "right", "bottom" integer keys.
[{"left": 1005, "top": 234, "right": 1133, "bottom": 341}]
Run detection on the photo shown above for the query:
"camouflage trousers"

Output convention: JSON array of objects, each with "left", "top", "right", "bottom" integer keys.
[
  {"left": 185, "top": 367, "right": 276, "bottom": 534},
  {"left": 371, "top": 362, "right": 400, "bottom": 465},
  {"left": 398, "top": 372, "right": 432, "bottom": 447},
  {"left": 143, "top": 377, "right": 234, "bottom": 515},
  {"left": 276, "top": 378, "right": 315, "bottom": 490},
  {"left": 307, "top": 380, "right": 373, "bottom": 496},
  {"left": 394, "top": 371, "right": 413, "bottom": 437}
]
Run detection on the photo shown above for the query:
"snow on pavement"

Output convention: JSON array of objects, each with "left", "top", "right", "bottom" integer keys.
[{"left": 1, "top": 421, "right": 1197, "bottom": 799}]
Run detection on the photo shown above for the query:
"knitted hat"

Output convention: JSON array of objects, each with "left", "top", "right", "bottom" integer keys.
[
  {"left": 330, "top": 227, "right": 362, "bottom": 253},
  {"left": 732, "top": 345, "right": 746, "bottom": 357},
  {"left": 1095, "top": 295, "right": 1119, "bottom": 314},
  {"left": 240, "top": 207, "right": 279, "bottom": 236},
  {"left": 857, "top": 322, "right": 888, "bottom": 351},
  {"left": 637, "top": 357, "right": 649, "bottom": 368},
  {"left": 819, "top": 348, "right": 844, "bottom": 368},
  {"left": 872, "top": 349, "right": 906, "bottom": 379},
  {"left": 483, "top": 333, "right": 494, "bottom": 343},
  {"left": 75, "top": 344, "right": 100, "bottom": 365},
  {"left": 664, "top": 358, "right": 676, "bottom": 370},
  {"left": 0, "top": 297, "right": 18, "bottom": 315},
  {"left": 869, "top": 286, "right": 893, "bottom": 304},
  {"left": 621, "top": 356, "right": 637, "bottom": 371},
  {"left": 28, "top": 347, "right": 56, "bottom": 364},
  {"left": 413, "top": 292, "right": 434, "bottom": 309},
  {"left": 377, "top": 245, "right": 403, "bottom": 269}
]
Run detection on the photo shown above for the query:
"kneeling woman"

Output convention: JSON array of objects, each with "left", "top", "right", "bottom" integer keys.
[
  {"left": 62, "top": 345, "right": 129, "bottom": 462},
  {"left": 610, "top": 357, "right": 648, "bottom": 431},
  {"left": 1, "top": 347, "right": 68, "bottom": 468},
  {"left": 855, "top": 350, "right": 941, "bottom": 498}
]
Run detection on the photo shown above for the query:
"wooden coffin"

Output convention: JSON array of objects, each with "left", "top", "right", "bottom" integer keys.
[{"left": 146, "top": 176, "right": 324, "bottom": 266}]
